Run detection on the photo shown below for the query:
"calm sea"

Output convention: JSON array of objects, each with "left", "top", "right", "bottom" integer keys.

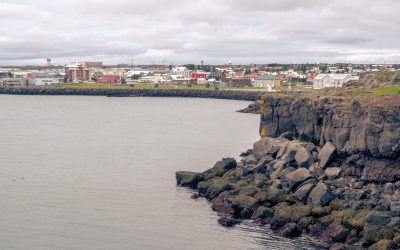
[{"left": 0, "top": 95, "right": 322, "bottom": 250}]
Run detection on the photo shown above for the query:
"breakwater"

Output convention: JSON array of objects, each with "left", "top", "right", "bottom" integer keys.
[{"left": 0, "top": 87, "right": 262, "bottom": 101}]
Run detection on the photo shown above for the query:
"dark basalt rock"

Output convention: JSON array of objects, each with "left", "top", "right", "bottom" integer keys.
[
  {"left": 176, "top": 171, "right": 203, "bottom": 188},
  {"left": 177, "top": 94, "right": 400, "bottom": 249},
  {"left": 218, "top": 217, "right": 240, "bottom": 227}
]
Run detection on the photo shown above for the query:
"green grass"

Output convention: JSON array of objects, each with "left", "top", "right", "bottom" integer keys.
[
  {"left": 55, "top": 83, "right": 264, "bottom": 91},
  {"left": 353, "top": 87, "right": 369, "bottom": 95},
  {"left": 352, "top": 85, "right": 400, "bottom": 96},
  {"left": 372, "top": 85, "right": 400, "bottom": 95}
]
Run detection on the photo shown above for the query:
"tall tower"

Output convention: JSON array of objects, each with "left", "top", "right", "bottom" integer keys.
[{"left": 47, "top": 58, "right": 52, "bottom": 67}]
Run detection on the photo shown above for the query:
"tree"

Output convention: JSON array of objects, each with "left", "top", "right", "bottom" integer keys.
[{"left": 184, "top": 64, "right": 196, "bottom": 70}]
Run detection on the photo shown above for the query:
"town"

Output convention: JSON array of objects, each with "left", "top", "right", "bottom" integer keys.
[{"left": 1, "top": 59, "right": 399, "bottom": 91}]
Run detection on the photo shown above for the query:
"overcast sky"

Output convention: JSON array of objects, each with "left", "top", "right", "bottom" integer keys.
[{"left": 1, "top": 0, "right": 399, "bottom": 65}]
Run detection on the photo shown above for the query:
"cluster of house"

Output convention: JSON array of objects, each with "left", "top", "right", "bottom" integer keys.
[{"left": 1, "top": 62, "right": 397, "bottom": 90}]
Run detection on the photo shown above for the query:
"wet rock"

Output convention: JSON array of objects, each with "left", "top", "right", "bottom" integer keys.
[
  {"left": 295, "top": 147, "right": 313, "bottom": 168},
  {"left": 324, "top": 221, "right": 349, "bottom": 242},
  {"left": 308, "top": 181, "right": 334, "bottom": 207},
  {"left": 271, "top": 203, "right": 311, "bottom": 230},
  {"left": 298, "top": 216, "right": 314, "bottom": 231},
  {"left": 318, "top": 142, "right": 336, "bottom": 169},
  {"left": 251, "top": 206, "right": 274, "bottom": 221},
  {"left": 176, "top": 171, "right": 203, "bottom": 188},
  {"left": 218, "top": 216, "right": 240, "bottom": 227},
  {"left": 275, "top": 223, "right": 301, "bottom": 238},
  {"left": 231, "top": 194, "right": 259, "bottom": 219},
  {"left": 211, "top": 197, "right": 235, "bottom": 216}
]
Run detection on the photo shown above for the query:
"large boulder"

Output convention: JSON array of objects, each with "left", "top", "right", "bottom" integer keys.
[
  {"left": 275, "top": 223, "right": 301, "bottom": 238},
  {"left": 325, "top": 167, "right": 341, "bottom": 180},
  {"left": 364, "top": 224, "right": 395, "bottom": 243},
  {"left": 231, "top": 194, "right": 259, "bottom": 219},
  {"left": 390, "top": 200, "right": 400, "bottom": 216},
  {"left": 176, "top": 171, "right": 203, "bottom": 188},
  {"left": 271, "top": 202, "right": 311, "bottom": 230},
  {"left": 307, "top": 182, "right": 334, "bottom": 207},
  {"left": 218, "top": 216, "right": 240, "bottom": 227},
  {"left": 318, "top": 142, "right": 336, "bottom": 169},
  {"left": 293, "top": 179, "right": 317, "bottom": 202},
  {"left": 203, "top": 158, "right": 237, "bottom": 180},
  {"left": 201, "top": 178, "right": 235, "bottom": 199},
  {"left": 283, "top": 168, "right": 311, "bottom": 191},
  {"left": 294, "top": 147, "right": 313, "bottom": 167},
  {"left": 368, "top": 239, "right": 396, "bottom": 250},
  {"left": 252, "top": 137, "right": 283, "bottom": 158},
  {"left": 365, "top": 212, "right": 391, "bottom": 226}
]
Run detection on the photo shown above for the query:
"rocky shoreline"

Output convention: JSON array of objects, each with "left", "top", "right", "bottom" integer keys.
[
  {"left": 0, "top": 86, "right": 262, "bottom": 101},
  {"left": 176, "top": 95, "right": 400, "bottom": 249}
]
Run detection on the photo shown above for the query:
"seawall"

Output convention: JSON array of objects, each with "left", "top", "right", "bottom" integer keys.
[{"left": 0, "top": 87, "right": 262, "bottom": 101}]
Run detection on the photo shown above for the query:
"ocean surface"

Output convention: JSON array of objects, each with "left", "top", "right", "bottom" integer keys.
[{"left": 0, "top": 95, "right": 322, "bottom": 250}]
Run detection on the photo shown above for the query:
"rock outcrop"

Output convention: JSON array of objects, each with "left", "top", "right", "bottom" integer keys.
[
  {"left": 177, "top": 95, "right": 400, "bottom": 249},
  {"left": 177, "top": 137, "right": 400, "bottom": 249},
  {"left": 259, "top": 96, "right": 400, "bottom": 159}
]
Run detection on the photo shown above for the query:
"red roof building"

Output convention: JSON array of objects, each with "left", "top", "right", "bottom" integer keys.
[
  {"left": 191, "top": 72, "right": 208, "bottom": 79},
  {"left": 308, "top": 73, "right": 318, "bottom": 80},
  {"left": 234, "top": 72, "right": 244, "bottom": 77},
  {"left": 96, "top": 75, "right": 121, "bottom": 83}
]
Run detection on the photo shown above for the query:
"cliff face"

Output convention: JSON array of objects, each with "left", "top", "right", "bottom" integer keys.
[{"left": 260, "top": 96, "right": 400, "bottom": 159}]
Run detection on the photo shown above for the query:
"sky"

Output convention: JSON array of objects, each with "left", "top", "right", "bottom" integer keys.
[{"left": 0, "top": 0, "right": 400, "bottom": 65}]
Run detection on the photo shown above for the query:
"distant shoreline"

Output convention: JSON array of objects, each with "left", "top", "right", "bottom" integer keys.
[{"left": 0, "top": 86, "right": 263, "bottom": 101}]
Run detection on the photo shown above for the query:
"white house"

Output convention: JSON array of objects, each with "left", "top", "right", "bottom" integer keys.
[
  {"left": 254, "top": 75, "right": 281, "bottom": 90},
  {"left": 313, "top": 74, "right": 352, "bottom": 89},
  {"left": 170, "top": 67, "right": 190, "bottom": 78},
  {"left": 168, "top": 75, "right": 190, "bottom": 85},
  {"left": 27, "top": 73, "right": 65, "bottom": 86}
]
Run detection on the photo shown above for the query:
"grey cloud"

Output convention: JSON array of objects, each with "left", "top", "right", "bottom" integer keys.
[{"left": 0, "top": 0, "right": 399, "bottom": 65}]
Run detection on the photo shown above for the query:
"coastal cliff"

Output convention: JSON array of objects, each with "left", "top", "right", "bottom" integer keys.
[
  {"left": 259, "top": 95, "right": 400, "bottom": 159},
  {"left": 177, "top": 94, "right": 400, "bottom": 249}
]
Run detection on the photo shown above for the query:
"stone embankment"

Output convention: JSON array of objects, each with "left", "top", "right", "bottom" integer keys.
[
  {"left": 0, "top": 86, "right": 262, "bottom": 101},
  {"left": 177, "top": 95, "right": 400, "bottom": 249}
]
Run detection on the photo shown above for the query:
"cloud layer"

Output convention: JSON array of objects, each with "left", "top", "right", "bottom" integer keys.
[{"left": 1, "top": 0, "right": 399, "bottom": 65}]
